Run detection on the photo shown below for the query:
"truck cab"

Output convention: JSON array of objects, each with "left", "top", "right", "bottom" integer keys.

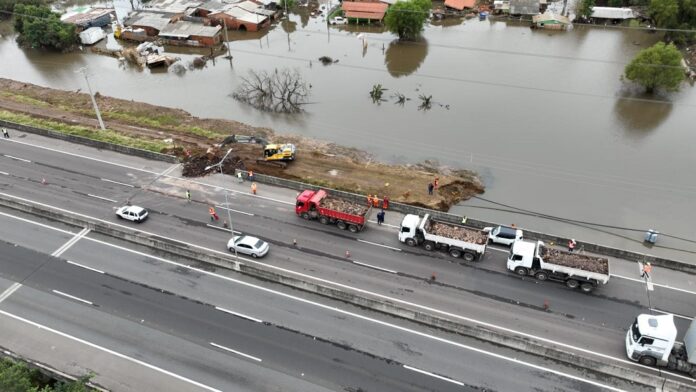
[
  {"left": 626, "top": 314, "right": 677, "bottom": 366},
  {"left": 399, "top": 214, "right": 423, "bottom": 246},
  {"left": 484, "top": 225, "right": 523, "bottom": 246},
  {"left": 507, "top": 240, "right": 538, "bottom": 273},
  {"left": 295, "top": 190, "right": 319, "bottom": 217}
]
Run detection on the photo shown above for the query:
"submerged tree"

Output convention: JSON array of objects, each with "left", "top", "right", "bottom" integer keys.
[
  {"left": 623, "top": 42, "right": 685, "bottom": 93},
  {"left": 384, "top": 0, "right": 431, "bottom": 41},
  {"left": 233, "top": 68, "right": 310, "bottom": 113},
  {"left": 13, "top": 4, "right": 77, "bottom": 50}
]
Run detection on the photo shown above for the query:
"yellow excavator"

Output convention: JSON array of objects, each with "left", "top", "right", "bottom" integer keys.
[{"left": 257, "top": 143, "right": 296, "bottom": 168}]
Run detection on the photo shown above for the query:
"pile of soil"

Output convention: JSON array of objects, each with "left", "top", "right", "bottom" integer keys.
[
  {"left": 180, "top": 149, "right": 247, "bottom": 177},
  {"left": 321, "top": 196, "right": 369, "bottom": 216},
  {"left": 428, "top": 221, "right": 487, "bottom": 244},
  {"left": 540, "top": 246, "right": 609, "bottom": 275},
  {"left": 0, "top": 78, "right": 485, "bottom": 211}
]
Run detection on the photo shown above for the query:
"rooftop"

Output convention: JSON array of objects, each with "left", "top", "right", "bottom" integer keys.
[
  {"left": 147, "top": 0, "right": 204, "bottom": 13},
  {"left": 532, "top": 11, "right": 570, "bottom": 23},
  {"left": 214, "top": 5, "right": 267, "bottom": 23},
  {"left": 124, "top": 11, "right": 174, "bottom": 31},
  {"left": 341, "top": 1, "right": 388, "bottom": 20},
  {"left": 509, "top": 0, "right": 539, "bottom": 14},
  {"left": 61, "top": 8, "right": 114, "bottom": 25},
  {"left": 444, "top": 0, "right": 476, "bottom": 10},
  {"left": 159, "top": 20, "right": 222, "bottom": 37}
]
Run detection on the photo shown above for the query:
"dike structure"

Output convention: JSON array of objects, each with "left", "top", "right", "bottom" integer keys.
[{"left": 1, "top": 119, "right": 696, "bottom": 391}]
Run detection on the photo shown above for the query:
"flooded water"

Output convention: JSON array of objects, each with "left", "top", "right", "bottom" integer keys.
[{"left": 1, "top": 10, "right": 695, "bottom": 261}]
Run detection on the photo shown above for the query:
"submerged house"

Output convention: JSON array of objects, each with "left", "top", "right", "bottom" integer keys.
[
  {"left": 444, "top": 0, "right": 476, "bottom": 11},
  {"left": 590, "top": 6, "right": 635, "bottom": 20},
  {"left": 208, "top": 4, "right": 270, "bottom": 31},
  {"left": 341, "top": 1, "right": 389, "bottom": 22},
  {"left": 158, "top": 20, "right": 223, "bottom": 46},
  {"left": 61, "top": 7, "right": 114, "bottom": 30},
  {"left": 532, "top": 11, "right": 571, "bottom": 29}
]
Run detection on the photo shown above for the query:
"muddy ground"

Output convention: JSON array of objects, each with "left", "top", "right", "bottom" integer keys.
[{"left": 0, "top": 78, "right": 484, "bottom": 211}]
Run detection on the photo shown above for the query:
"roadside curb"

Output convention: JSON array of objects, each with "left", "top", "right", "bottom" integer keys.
[{"left": 1, "top": 195, "right": 694, "bottom": 391}]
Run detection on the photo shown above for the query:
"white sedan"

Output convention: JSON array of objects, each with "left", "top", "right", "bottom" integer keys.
[
  {"left": 227, "top": 235, "right": 270, "bottom": 258},
  {"left": 115, "top": 205, "right": 149, "bottom": 223},
  {"left": 330, "top": 16, "right": 347, "bottom": 25}
]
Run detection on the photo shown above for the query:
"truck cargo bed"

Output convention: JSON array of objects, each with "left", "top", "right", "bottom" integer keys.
[
  {"left": 427, "top": 220, "right": 487, "bottom": 244},
  {"left": 540, "top": 245, "right": 609, "bottom": 275},
  {"left": 319, "top": 196, "right": 369, "bottom": 217}
]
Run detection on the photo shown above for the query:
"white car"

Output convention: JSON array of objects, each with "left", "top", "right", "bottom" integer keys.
[
  {"left": 483, "top": 225, "right": 523, "bottom": 246},
  {"left": 227, "top": 235, "right": 270, "bottom": 258},
  {"left": 116, "top": 205, "right": 149, "bottom": 223},
  {"left": 330, "top": 16, "right": 347, "bottom": 25}
]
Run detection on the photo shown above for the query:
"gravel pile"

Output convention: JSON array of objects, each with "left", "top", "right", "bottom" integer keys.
[
  {"left": 428, "top": 221, "right": 487, "bottom": 244},
  {"left": 540, "top": 246, "right": 609, "bottom": 275},
  {"left": 320, "top": 196, "right": 369, "bottom": 216}
]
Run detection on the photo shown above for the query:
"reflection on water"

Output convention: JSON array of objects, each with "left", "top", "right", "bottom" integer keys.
[
  {"left": 613, "top": 93, "right": 673, "bottom": 134},
  {"left": 384, "top": 39, "right": 429, "bottom": 78}
]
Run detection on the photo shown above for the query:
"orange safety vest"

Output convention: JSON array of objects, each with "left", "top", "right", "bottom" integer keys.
[
  {"left": 251, "top": 183, "right": 257, "bottom": 192},
  {"left": 209, "top": 207, "right": 215, "bottom": 215}
]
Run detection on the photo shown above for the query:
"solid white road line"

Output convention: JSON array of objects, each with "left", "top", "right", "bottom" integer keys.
[
  {"left": 650, "top": 308, "right": 693, "bottom": 321},
  {"left": 216, "top": 205, "right": 254, "bottom": 216},
  {"left": 357, "top": 239, "right": 402, "bottom": 252},
  {"left": 611, "top": 274, "right": 696, "bottom": 296},
  {"left": 52, "top": 228, "right": 90, "bottom": 257},
  {"left": 87, "top": 194, "right": 118, "bottom": 203},
  {"left": 0, "top": 211, "right": 75, "bottom": 235},
  {"left": 0, "top": 283, "right": 22, "bottom": 304},
  {"left": 352, "top": 261, "right": 397, "bottom": 274},
  {"left": 101, "top": 178, "right": 135, "bottom": 188},
  {"left": 0, "top": 171, "right": 8, "bottom": 175},
  {"left": 367, "top": 220, "right": 399, "bottom": 229},
  {"left": 2, "top": 139, "right": 161, "bottom": 175},
  {"left": 79, "top": 235, "right": 628, "bottom": 390},
  {"left": 209, "top": 342, "right": 262, "bottom": 362},
  {"left": 215, "top": 306, "right": 263, "bottom": 323},
  {"left": 159, "top": 164, "right": 180, "bottom": 177},
  {"left": 402, "top": 365, "right": 464, "bottom": 387},
  {"left": 3, "top": 154, "right": 31, "bottom": 163},
  {"left": 1, "top": 193, "right": 692, "bottom": 383},
  {"left": 0, "top": 309, "right": 222, "bottom": 392},
  {"left": 66, "top": 260, "right": 105, "bottom": 274},
  {"left": 51, "top": 290, "right": 93, "bottom": 306},
  {"left": 205, "top": 224, "right": 242, "bottom": 234}
]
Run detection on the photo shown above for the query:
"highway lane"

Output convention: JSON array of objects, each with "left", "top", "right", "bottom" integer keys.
[
  {"left": 2, "top": 135, "right": 696, "bottom": 382},
  {"left": 0, "top": 239, "right": 643, "bottom": 392}
]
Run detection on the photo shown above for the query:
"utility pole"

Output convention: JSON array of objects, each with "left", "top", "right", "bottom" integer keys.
[
  {"left": 223, "top": 18, "right": 232, "bottom": 62},
  {"left": 205, "top": 149, "right": 237, "bottom": 260},
  {"left": 76, "top": 67, "right": 105, "bottom": 130}
]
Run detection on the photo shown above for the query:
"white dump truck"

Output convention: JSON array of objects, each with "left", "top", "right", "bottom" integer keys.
[
  {"left": 399, "top": 214, "right": 487, "bottom": 261},
  {"left": 507, "top": 240, "right": 610, "bottom": 293},
  {"left": 626, "top": 314, "right": 696, "bottom": 378}
]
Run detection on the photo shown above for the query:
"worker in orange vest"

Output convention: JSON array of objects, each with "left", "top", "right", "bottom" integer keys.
[
  {"left": 209, "top": 206, "right": 219, "bottom": 221},
  {"left": 372, "top": 196, "right": 379, "bottom": 208},
  {"left": 382, "top": 195, "right": 389, "bottom": 209},
  {"left": 251, "top": 182, "right": 257, "bottom": 195},
  {"left": 367, "top": 194, "right": 373, "bottom": 206},
  {"left": 641, "top": 262, "right": 652, "bottom": 279}
]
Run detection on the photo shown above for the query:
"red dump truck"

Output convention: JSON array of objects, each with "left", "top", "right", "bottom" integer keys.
[{"left": 295, "top": 189, "right": 372, "bottom": 232}]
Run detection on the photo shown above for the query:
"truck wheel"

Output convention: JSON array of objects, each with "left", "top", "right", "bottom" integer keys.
[
  {"left": 336, "top": 221, "right": 347, "bottom": 230},
  {"left": 405, "top": 238, "right": 417, "bottom": 247},
  {"left": 449, "top": 249, "right": 462, "bottom": 258},
  {"left": 514, "top": 267, "right": 528, "bottom": 276},
  {"left": 463, "top": 252, "right": 476, "bottom": 262},
  {"left": 566, "top": 279, "right": 579, "bottom": 289},
  {"left": 424, "top": 242, "right": 435, "bottom": 251},
  {"left": 580, "top": 283, "right": 593, "bottom": 293},
  {"left": 301, "top": 212, "right": 310, "bottom": 220},
  {"left": 534, "top": 271, "right": 548, "bottom": 281},
  {"left": 319, "top": 216, "right": 329, "bottom": 225},
  {"left": 348, "top": 225, "right": 359, "bottom": 233},
  {"left": 638, "top": 356, "right": 656, "bottom": 366}
]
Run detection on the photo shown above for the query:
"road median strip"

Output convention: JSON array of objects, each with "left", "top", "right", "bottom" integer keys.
[{"left": 0, "top": 194, "right": 694, "bottom": 391}]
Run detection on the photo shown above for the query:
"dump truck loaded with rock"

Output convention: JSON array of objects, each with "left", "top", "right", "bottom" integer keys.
[
  {"left": 399, "top": 214, "right": 487, "bottom": 261},
  {"left": 295, "top": 189, "right": 372, "bottom": 232}
]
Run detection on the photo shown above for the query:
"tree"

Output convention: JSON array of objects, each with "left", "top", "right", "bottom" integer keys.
[
  {"left": 623, "top": 42, "right": 685, "bottom": 93},
  {"left": 577, "top": 0, "right": 595, "bottom": 19},
  {"left": 649, "top": 0, "right": 679, "bottom": 27},
  {"left": 0, "top": 0, "right": 43, "bottom": 19},
  {"left": 13, "top": 4, "right": 77, "bottom": 50},
  {"left": 0, "top": 358, "right": 35, "bottom": 392},
  {"left": 233, "top": 68, "right": 310, "bottom": 113},
  {"left": 384, "top": 0, "right": 430, "bottom": 41}
]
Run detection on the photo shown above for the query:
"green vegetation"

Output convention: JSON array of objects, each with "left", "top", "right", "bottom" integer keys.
[
  {"left": 0, "top": 110, "right": 169, "bottom": 152},
  {"left": 278, "top": 0, "right": 296, "bottom": 10},
  {"left": 384, "top": 0, "right": 431, "bottom": 41},
  {"left": 577, "top": 0, "right": 596, "bottom": 19},
  {"left": 0, "top": 0, "right": 43, "bottom": 19},
  {"left": 649, "top": 0, "right": 696, "bottom": 43},
  {"left": 624, "top": 42, "right": 685, "bottom": 93},
  {"left": 0, "top": 91, "right": 49, "bottom": 107},
  {"left": 13, "top": 4, "right": 77, "bottom": 50},
  {"left": 0, "top": 357, "right": 92, "bottom": 391}
]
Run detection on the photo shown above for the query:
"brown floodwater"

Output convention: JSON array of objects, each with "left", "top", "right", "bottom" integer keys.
[{"left": 1, "top": 11, "right": 695, "bottom": 260}]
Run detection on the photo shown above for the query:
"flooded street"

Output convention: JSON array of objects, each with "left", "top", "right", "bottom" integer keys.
[{"left": 1, "top": 11, "right": 695, "bottom": 260}]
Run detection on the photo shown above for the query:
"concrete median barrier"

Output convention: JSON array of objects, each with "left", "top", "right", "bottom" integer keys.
[{"left": 1, "top": 195, "right": 694, "bottom": 391}]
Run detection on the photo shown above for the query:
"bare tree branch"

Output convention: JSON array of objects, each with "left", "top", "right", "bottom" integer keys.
[{"left": 233, "top": 68, "right": 309, "bottom": 113}]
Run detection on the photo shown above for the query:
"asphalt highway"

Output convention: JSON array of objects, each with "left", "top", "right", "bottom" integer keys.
[{"left": 1, "top": 132, "right": 695, "bottom": 390}]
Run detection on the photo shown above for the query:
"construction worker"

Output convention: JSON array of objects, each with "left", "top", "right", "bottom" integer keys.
[
  {"left": 209, "top": 206, "right": 219, "bottom": 221},
  {"left": 382, "top": 195, "right": 389, "bottom": 209},
  {"left": 186, "top": 190, "right": 191, "bottom": 203},
  {"left": 367, "top": 194, "right": 373, "bottom": 206},
  {"left": 427, "top": 183, "right": 434, "bottom": 195},
  {"left": 2, "top": 128, "right": 8, "bottom": 138},
  {"left": 641, "top": 262, "right": 652, "bottom": 279},
  {"left": 568, "top": 239, "right": 577, "bottom": 252},
  {"left": 434, "top": 177, "right": 439, "bottom": 190},
  {"left": 248, "top": 170, "right": 255, "bottom": 182},
  {"left": 372, "top": 196, "right": 379, "bottom": 207},
  {"left": 251, "top": 182, "right": 257, "bottom": 195}
]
